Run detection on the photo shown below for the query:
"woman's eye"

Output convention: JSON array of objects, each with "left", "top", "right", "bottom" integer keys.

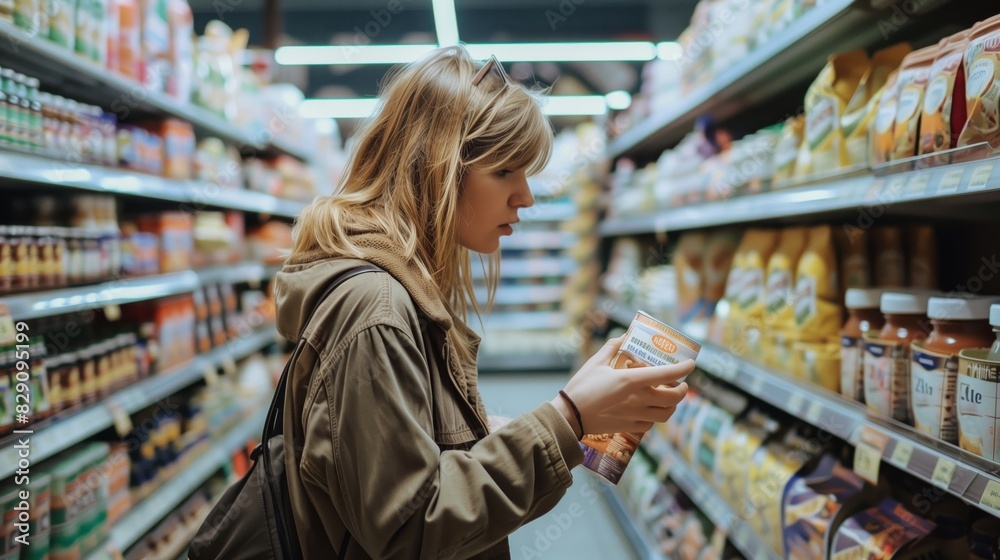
[{"left": 496, "top": 169, "right": 512, "bottom": 178}]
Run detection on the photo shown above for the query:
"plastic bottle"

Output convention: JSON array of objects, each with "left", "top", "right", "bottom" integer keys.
[{"left": 841, "top": 288, "right": 885, "bottom": 401}]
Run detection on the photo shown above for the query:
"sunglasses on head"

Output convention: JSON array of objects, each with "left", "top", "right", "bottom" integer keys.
[{"left": 472, "top": 55, "right": 510, "bottom": 87}]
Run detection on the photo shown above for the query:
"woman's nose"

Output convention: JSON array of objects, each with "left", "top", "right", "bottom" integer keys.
[{"left": 512, "top": 176, "right": 534, "bottom": 208}]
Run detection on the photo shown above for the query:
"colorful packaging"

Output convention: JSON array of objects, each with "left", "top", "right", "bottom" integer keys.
[
  {"left": 764, "top": 227, "right": 808, "bottom": 370},
  {"left": 871, "top": 70, "right": 902, "bottom": 166},
  {"left": 772, "top": 115, "right": 805, "bottom": 186},
  {"left": 157, "top": 118, "right": 195, "bottom": 179},
  {"left": 140, "top": 0, "right": 171, "bottom": 91},
  {"left": 919, "top": 32, "right": 970, "bottom": 156},
  {"left": 957, "top": 349, "right": 1000, "bottom": 462},
  {"left": 794, "top": 340, "right": 842, "bottom": 392},
  {"left": 730, "top": 229, "right": 779, "bottom": 360},
  {"left": 893, "top": 46, "right": 938, "bottom": 160},
  {"left": 13, "top": 0, "right": 39, "bottom": 31},
  {"left": 48, "top": 0, "right": 75, "bottom": 49},
  {"left": 843, "top": 43, "right": 912, "bottom": 167},
  {"left": 794, "top": 225, "right": 842, "bottom": 341},
  {"left": 136, "top": 212, "right": 192, "bottom": 273},
  {"left": 166, "top": 0, "right": 193, "bottom": 101},
  {"left": 114, "top": 0, "right": 141, "bottom": 79},
  {"left": 747, "top": 429, "right": 818, "bottom": 554},
  {"left": 783, "top": 454, "right": 867, "bottom": 560},
  {"left": 958, "top": 15, "right": 1000, "bottom": 149},
  {"left": 581, "top": 311, "right": 700, "bottom": 485},
  {"left": 799, "top": 50, "right": 869, "bottom": 177},
  {"left": 830, "top": 498, "right": 936, "bottom": 559}
]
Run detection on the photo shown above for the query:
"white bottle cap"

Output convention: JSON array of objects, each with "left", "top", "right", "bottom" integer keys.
[
  {"left": 846, "top": 288, "right": 885, "bottom": 310},
  {"left": 881, "top": 291, "right": 936, "bottom": 315},
  {"left": 992, "top": 304, "right": 1000, "bottom": 328},
  {"left": 928, "top": 296, "right": 1000, "bottom": 320}
]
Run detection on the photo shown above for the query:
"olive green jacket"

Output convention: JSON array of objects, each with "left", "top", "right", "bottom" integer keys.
[{"left": 274, "top": 233, "right": 584, "bottom": 559}]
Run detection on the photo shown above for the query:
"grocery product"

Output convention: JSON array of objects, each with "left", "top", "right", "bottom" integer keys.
[
  {"left": 14, "top": 0, "right": 38, "bottom": 31},
  {"left": 114, "top": 0, "right": 141, "bottom": 79},
  {"left": 156, "top": 118, "right": 195, "bottom": 179},
  {"left": 702, "top": 229, "right": 739, "bottom": 316},
  {"left": 864, "top": 291, "right": 935, "bottom": 423},
  {"left": 783, "top": 454, "right": 868, "bottom": 560},
  {"left": 919, "top": 32, "right": 970, "bottom": 156},
  {"left": 140, "top": 0, "right": 171, "bottom": 91},
  {"left": 911, "top": 296, "right": 997, "bottom": 443},
  {"left": 799, "top": 50, "right": 869, "bottom": 177},
  {"left": 581, "top": 311, "right": 700, "bottom": 484},
  {"left": 166, "top": 0, "right": 193, "bottom": 101},
  {"left": 48, "top": 0, "right": 75, "bottom": 49},
  {"left": 772, "top": 114, "right": 804, "bottom": 185},
  {"left": 714, "top": 411, "right": 773, "bottom": 509},
  {"left": 956, "top": 303, "right": 1000, "bottom": 462},
  {"left": 674, "top": 232, "right": 706, "bottom": 324},
  {"left": 23, "top": 472, "right": 52, "bottom": 560},
  {"left": 892, "top": 46, "right": 938, "bottom": 161},
  {"left": 906, "top": 225, "right": 937, "bottom": 290},
  {"left": 764, "top": 227, "right": 807, "bottom": 371},
  {"left": 793, "top": 225, "right": 842, "bottom": 340},
  {"left": 830, "top": 498, "right": 936, "bottom": 559},
  {"left": 136, "top": 212, "right": 193, "bottom": 273},
  {"left": 843, "top": 43, "right": 912, "bottom": 167},
  {"left": 841, "top": 289, "right": 886, "bottom": 402},
  {"left": 727, "top": 229, "right": 779, "bottom": 359},
  {"left": 871, "top": 70, "right": 901, "bottom": 166},
  {"left": 873, "top": 226, "right": 906, "bottom": 288},
  {"left": 958, "top": 14, "right": 1000, "bottom": 149}
]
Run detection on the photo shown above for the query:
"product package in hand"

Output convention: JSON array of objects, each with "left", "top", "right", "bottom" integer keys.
[{"left": 581, "top": 311, "right": 701, "bottom": 484}]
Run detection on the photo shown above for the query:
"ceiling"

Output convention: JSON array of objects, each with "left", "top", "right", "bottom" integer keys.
[{"left": 191, "top": 0, "right": 699, "bottom": 100}]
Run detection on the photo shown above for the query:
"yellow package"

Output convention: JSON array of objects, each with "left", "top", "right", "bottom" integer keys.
[
  {"left": 733, "top": 229, "right": 780, "bottom": 361},
  {"left": 871, "top": 70, "right": 902, "bottom": 165},
  {"left": 766, "top": 227, "right": 809, "bottom": 328},
  {"left": 843, "top": 43, "right": 912, "bottom": 167},
  {"left": 794, "top": 226, "right": 843, "bottom": 342},
  {"left": 799, "top": 50, "right": 870, "bottom": 177},
  {"left": 958, "top": 14, "right": 1000, "bottom": 149},
  {"left": 893, "top": 46, "right": 939, "bottom": 161},
  {"left": 674, "top": 232, "right": 707, "bottom": 324},
  {"left": 773, "top": 115, "right": 805, "bottom": 186},
  {"left": 766, "top": 330, "right": 800, "bottom": 373},
  {"left": 919, "top": 32, "right": 971, "bottom": 155},
  {"left": 722, "top": 248, "right": 746, "bottom": 349},
  {"left": 794, "top": 340, "right": 842, "bottom": 391},
  {"left": 747, "top": 437, "right": 815, "bottom": 554}
]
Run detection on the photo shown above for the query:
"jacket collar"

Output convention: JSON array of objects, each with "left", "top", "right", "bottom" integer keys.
[{"left": 285, "top": 232, "right": 455, "bottom": 330}]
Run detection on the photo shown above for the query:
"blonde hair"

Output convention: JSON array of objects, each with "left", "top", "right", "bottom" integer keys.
[{"left": 291, "top": 46, "right": 553, "bottom": 352}]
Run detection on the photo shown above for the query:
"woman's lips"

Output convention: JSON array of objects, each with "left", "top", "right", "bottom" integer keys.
[{"left": 499, "top": 224, "right": 513, "bottom": 235}]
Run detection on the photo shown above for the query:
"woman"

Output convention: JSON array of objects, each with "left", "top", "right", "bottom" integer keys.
[{"left": 274, "top": 45, "right": 693, "bottom": 559}]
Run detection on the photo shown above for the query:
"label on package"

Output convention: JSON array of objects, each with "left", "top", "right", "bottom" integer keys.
[
  {"left": 841, "top": 334, "right": 863, "bottom": 401},
  {"left": 957, "top": 350, "right": 1000, "bottom": 463},
  {"left": 863, "top": 338, "right": 912, "bottom": 423},
  {"left": 582, "top": 311, "right": 701, "bottom": 484},
  {"left": 910, "top": 342, "right": 958, "bottom": 443}
]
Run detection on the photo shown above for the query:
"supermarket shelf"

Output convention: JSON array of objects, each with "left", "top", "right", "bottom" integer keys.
[
  {"left": 477, "top": 351, "right": 574, "bottom": 372},
  {"left": 520, "top": 200, "right": 578, "bottom": 222},
  {"left": 606, "top": 0, "right": 885, "bottom": 159},
  {"left": 478, "top": 311, "right": 568, "bottom": 330},
  {"left": 472, "top": 257, "right": 577, "bottom": 279},
  {"left": 1, "top": 261, "right": 280, "bottom": 321},
  {"left": 599, "top": 155, "right": 1000, "bottom": 236},
  {"left": 641, "top": 435, "right": 781, "bottom": 560},
  {"left": 600, "top": 296, "right": 1000, "bottom": 517},
  {"left": 0, "top": 22, "right": 311, "bottom": 162},
  {"left": 602, "top": 477, "right": 667, "bottom": 560},
  {"left": 0, "top": 326, "right": 280, "bottom": 480},
  {"left": 475, "top": 284, "right": 565, "bottom": 305},
  {"left": 500, "top": 231, "right": 578, "bottom": 250},
  {"left": 101, "top": 407, "right": 268, "bottom": 557},
  {"left": 0, "top": 151, "right": 308, "bottom": 218}
]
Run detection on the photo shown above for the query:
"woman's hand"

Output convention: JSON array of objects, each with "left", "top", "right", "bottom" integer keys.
[{"left": 551, "top": 335, "right": 694, "bottom": 438}]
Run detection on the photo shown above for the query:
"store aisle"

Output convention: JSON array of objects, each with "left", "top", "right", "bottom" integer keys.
[{"left": 478, "top": 374, "right": 640, "bottom": 560}]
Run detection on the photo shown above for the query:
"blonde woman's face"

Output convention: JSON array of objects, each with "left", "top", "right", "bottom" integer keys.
[{"left": 457, "top": 166, "right": 534, "bottom": 254}]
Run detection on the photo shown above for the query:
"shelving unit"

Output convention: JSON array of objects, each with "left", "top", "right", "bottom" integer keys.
[
  {"left": 603, "top": 478, "right": 667, "bottom": 560},
  {"left": 0, "top": 22, "right": 312, "bottom": 162},
  {"left": 640, "top": 434, "right": 781, "bottom": 560},
  {"left": 601, "top": 296, "right": 1000, "bottom": 519},
  {"left": 0, "top": 151, "right": 308, "bottom": 218},
  {"left": 1, "top": 261, "right": 281, "bottom": 321},
  {"left": 89, "top": 407, "right": 268, "bottom": 559},
  {"left": 0, "top": 326, "right": 280, "bottom": 480},
  {"left": 600, "top": 154, "right": 1000, "bottom": 236}
]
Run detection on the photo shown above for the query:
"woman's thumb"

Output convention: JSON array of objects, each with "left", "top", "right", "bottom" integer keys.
[{"left": 592, "top": 335, "right": 625, "bottom": 364}]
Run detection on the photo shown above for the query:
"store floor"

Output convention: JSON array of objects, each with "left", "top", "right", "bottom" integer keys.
[{"left": 478, "top": 373, "right": 639, "bottom": 560}]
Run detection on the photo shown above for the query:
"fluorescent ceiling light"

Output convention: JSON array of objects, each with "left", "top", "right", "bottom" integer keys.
[
  {"left": 301, "top": 95, "right": 609, "bottom": 118},
  {"left": 604, "top": 90, "right": 632, "bottom": 111},
  {"left": 275, "top": 42, "right": 657, "bottom": 66},
  {"left": 656, "top": 41, "right": 683, "bottom": 61},
  {"left": 432, "top": 0, "right": 460, "bottom": 47},
  {"left": 276, "top": 44, "right": 436, "bottom": 65}
]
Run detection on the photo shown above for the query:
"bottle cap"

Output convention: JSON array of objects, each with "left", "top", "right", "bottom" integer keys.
[
  {"left": 846, "top": 288, "right": 885, "bottom": 310},
  {"left": 928, "top": 296, "right": 1000, "bottom": 320},
  {"left": 991, "top": 304, "right": 1000, "bottom": 328},
  {"left": 881, "top": 291, "right": 935, "bottom": 315}
]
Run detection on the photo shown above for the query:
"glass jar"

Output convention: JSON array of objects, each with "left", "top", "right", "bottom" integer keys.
[{"left": 842, "top": 288, "right": 886, "bottom": 402}]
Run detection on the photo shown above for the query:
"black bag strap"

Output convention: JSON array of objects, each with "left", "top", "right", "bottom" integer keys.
[{"left": 261, "top": 264, "right": 382, "bottom": 559}]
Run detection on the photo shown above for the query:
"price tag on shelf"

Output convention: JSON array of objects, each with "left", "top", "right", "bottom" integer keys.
[
  {"left": 853, "top": 427, "right": 889, "bottom": 485},
  {"left": 748, "top": 376, "right": 765, "bottom": 395},
  {"left": 788, "top": 393, "right": 805, "bottom": 414},
  {"left": 805, "top": 401, "right": 823, "bottom": 425},
  {"left": 203, "top": 364, "right": 220, "bottom": 387},
  {"left": 968, "top": 164, "right": 994, "bottom": 191},
  {"left": 106, "top": 400, "right": 133, "bottom": 437},
  {"left": 906, "top": 173, "right": 932, "bottom": 197},
  {"left": 889, "top": 441, "right": 914, "bottom": 468},
  {"left": 979, "top": 480, "right": 1000, "bottom": 513},
  {"left": 931, "top": 458, "right": 957, "bottom": 489},
  {"left": 938, "top": 168, "right": 965, "bottom": 194},
  {"left": 103, "top": 303, "right": 121, "bottom": 322}
]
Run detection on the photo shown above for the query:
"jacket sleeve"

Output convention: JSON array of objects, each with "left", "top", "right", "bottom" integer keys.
[{"left": 298, "top": 323, "right": 584, "bottom": 559}]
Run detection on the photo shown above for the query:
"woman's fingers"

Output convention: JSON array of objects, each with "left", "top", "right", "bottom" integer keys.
[
  {"left": 624, "top": 360, "right": 696, "bottom": 388},
  {"left": 589, "top": 335, "right": 626, "bottom": 365}
]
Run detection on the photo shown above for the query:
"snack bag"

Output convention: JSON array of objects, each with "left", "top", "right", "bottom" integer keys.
[
  {"left": 794, "top": 226, "right": 843, "bottom": 342},
  {"left": 783, "top": 454, "right": 867, "bottom": 560},
  {"left": 772, "top": 115, "right": 805, "bottom": 186},
  {"left": 733, "top": 229, "right": 780, "bottom": 361},
  {"left": 871, "top": 70, "right": 902, "bottom": 165},
  {"left": 580, "top": 312, "right": 701, "bottom": 484},
  {"left": 800, "top": 50, "right": 869, "bottom": 177},
  {"left": 893, "top": 46, "right": 938, "bottom": 160},
  {"left": 958, "top": 14, "right": 1000, "bottom": 149},
  {"left": 765, "top": 227, "right": 808, "bottom": 370},
  {"left": 919, "top": 32, "right": 970, "bottom": 155},
  {"left": 831, "top": 498, "right": 936, "bottom": 559},
  {"left": 843, "top": 43, "right": 912, "bottom": 167}
]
